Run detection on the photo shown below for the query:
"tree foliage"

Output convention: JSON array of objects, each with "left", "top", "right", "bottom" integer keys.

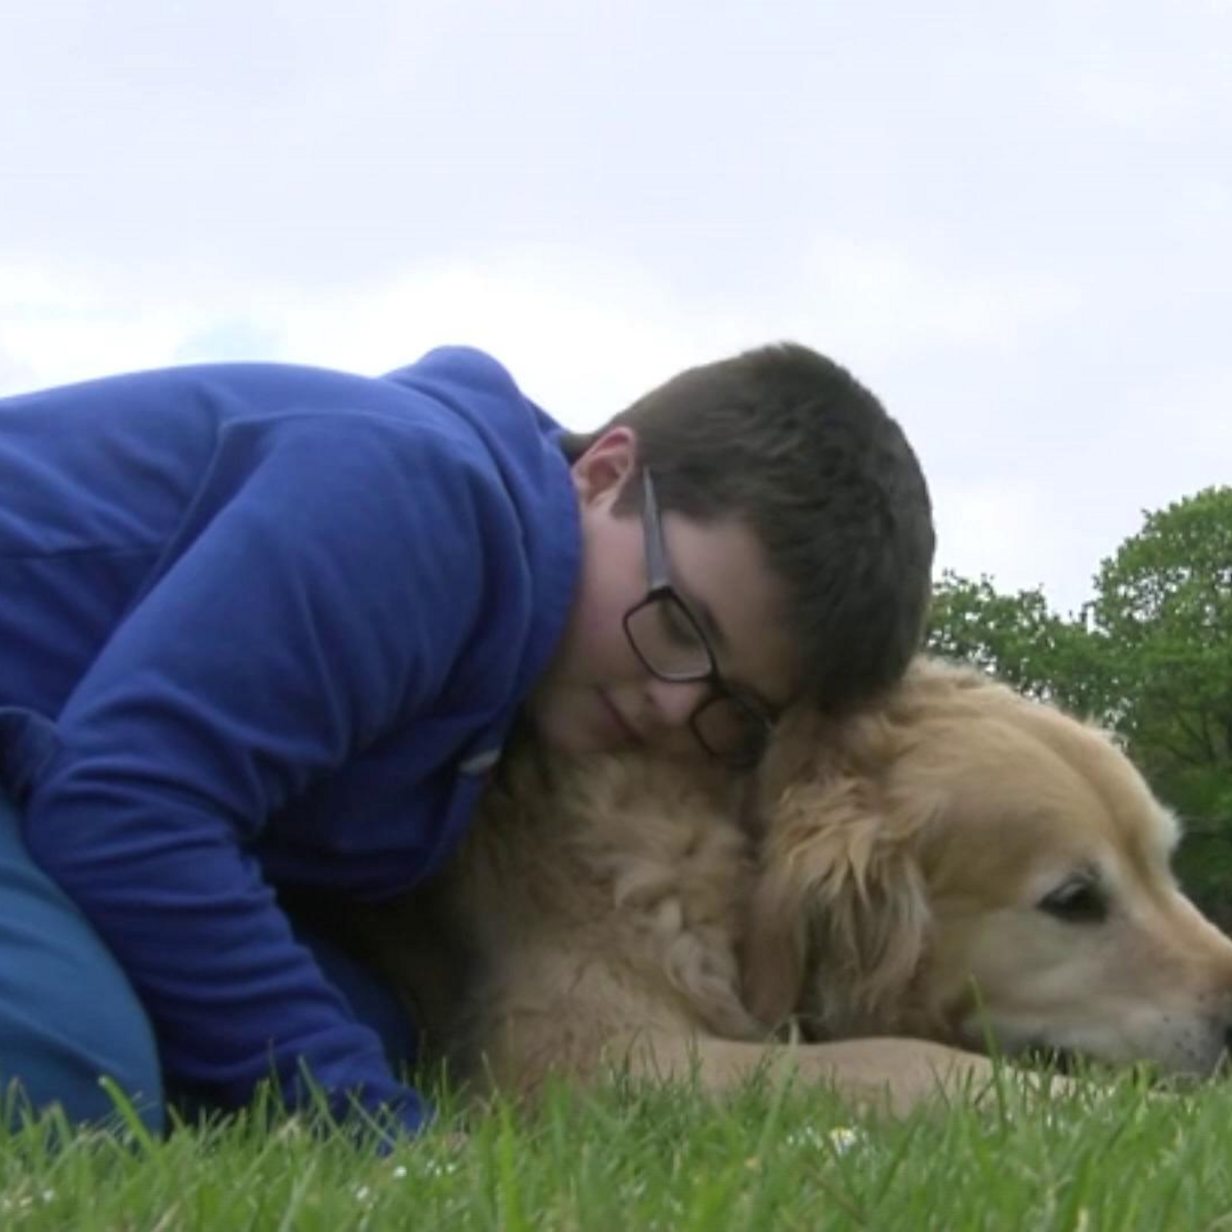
[
  {"left": 925, "top": 573, "right": 1108, "bottom": 719},
  {"left": 1086, "top": 487, "right": 1232, "bottom": 824}
]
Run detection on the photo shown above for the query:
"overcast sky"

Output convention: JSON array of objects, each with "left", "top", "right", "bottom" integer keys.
[{"left": 2, "top": 0, "right": 1228, "bottom": 615}]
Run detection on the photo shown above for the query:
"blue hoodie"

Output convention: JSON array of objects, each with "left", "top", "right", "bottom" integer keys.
[{"left": 0, "top": 346, "right": 580, "bottom": 1132}]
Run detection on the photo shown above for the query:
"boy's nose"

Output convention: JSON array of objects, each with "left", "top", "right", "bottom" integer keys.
[{"left": 645, "top": 678, "right": 710, "bottom": 729}]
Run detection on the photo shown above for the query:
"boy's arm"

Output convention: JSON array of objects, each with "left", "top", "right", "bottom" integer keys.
[{"left": 20, "top": 416, "right": 523, "bottom": 1133}]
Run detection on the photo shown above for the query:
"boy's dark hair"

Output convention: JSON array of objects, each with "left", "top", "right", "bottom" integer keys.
[{"left": 561, "top": 343, "right": 934, "bottom": 716}]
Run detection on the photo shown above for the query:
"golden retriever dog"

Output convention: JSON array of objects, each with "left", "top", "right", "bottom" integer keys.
[
  {"left": 742, "top": 658, "right": 1232, "bottom": 1076},
  {"left": 343, "top": 658, "right": 1232, "bottom": 1113}
]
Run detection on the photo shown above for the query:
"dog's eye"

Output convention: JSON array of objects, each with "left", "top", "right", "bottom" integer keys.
[{"left": 1039, "top": 877, "right": 1107, "bottom": 923}]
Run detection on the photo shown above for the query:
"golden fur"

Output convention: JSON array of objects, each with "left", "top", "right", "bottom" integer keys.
[
  {"left": 346, "top": 658, "right": 1232, "bottom": 1113},
  {"left": 745, "top": 658, "right": 1232, "bottom": 1074}
]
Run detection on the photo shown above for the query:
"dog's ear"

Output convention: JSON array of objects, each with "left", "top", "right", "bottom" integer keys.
[{"left": 742, "top": 759, "right": 933, "bottom": 1036}]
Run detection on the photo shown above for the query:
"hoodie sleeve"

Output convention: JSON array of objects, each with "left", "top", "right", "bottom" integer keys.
[{"left": 20, "top": 411, "right": 519, "bottom": 1132}]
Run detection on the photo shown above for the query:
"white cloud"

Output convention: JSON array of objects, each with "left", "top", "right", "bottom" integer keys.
[
  {"left": 0, "top": 261, "right": 202, "bottom": 393},
  {"left": 0, "top": 247, "right": 752, "bottom": 424},
  {"left": 0, "top": 233, "right": 1085, "bottom": 420},
  {"left": 270, "top": 248, "right": 745, "bottom": 427},
  {"left": 796, "top": 235, "right": 1083, "bottom": 363},
  {"left": 1060, "top": 70, "right": 1198, "bottom": 139},
  {"left": 933, "top": 479, "right": 1096, "bottom": 615}
]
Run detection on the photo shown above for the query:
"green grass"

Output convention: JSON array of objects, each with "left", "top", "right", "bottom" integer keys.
[{"left": 4, "top": 1064, "right": 1232, "bottom": 1230}]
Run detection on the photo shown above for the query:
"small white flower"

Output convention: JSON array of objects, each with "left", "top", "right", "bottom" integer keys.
[
  {"left": 392, "top": 1165, "right": 408, "bottom": 1179},
  {"left": 423, "top": 1157, "right": 462, "bottom": 1178},
  {"left": 784, "top": 1125, "right": 825, "bottom": 1149},
  {"left": 828, "top": 1127, "right": 864, "bottom": 1155}
]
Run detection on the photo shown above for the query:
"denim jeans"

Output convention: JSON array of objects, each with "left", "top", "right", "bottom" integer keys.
[
  {"left": 1, "top": 790, "right": 417, "bottom": 1135},
  {"left": 0, "top": 789, "right": 164, "bottom": 1133}
]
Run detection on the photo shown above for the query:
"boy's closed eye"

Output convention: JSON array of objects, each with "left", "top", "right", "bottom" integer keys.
[{"left": 660, "top": 603, "right": 700, "bottom": 648}]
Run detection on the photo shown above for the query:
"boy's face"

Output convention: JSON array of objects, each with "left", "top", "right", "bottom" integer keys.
[{"left": 528, "top": 427, "right": 798, "bottom": 760}]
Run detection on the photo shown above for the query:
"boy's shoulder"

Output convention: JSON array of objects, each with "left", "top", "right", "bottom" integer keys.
[
  {"left": 383, "top": 345, "right": 553, "bottom": 431},
  {"left": 389, "top": 344, "right": 517, "bottom": 390}
]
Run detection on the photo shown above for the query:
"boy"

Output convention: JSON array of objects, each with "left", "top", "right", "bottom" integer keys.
[{"left": 0, "top": 343, "right": 933, "bottom": 1137}]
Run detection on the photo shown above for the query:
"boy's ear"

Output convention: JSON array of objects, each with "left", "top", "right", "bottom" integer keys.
[{"left": 571, "top": 426, "right": 639, "bottom": 507}]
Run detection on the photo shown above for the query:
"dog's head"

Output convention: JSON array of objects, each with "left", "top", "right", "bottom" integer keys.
[{"left": 743, "top": 658, "right": 1232, "bottom": 1076}]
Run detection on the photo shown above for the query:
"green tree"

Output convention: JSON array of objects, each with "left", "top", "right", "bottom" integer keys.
[
  {"left": 1087, "top": 486, "right": 1232, "bottom": 829},
  {"left": 924, "top": 573, "right": 1108, "bottom": 719}
]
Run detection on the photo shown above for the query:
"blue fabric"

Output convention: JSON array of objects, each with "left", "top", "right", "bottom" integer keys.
[
  {"left": 0, "top": 786, "right": 416, "bottom": 1136},
  {"left": 287, "top": 922, "right": 418, "bottom": 1076},
  {"left": 0, "top": 347, "right": 580, "bottom": 1135},
  {"left": 0, "top": 790, "right": 164, "bottom": 1133}
]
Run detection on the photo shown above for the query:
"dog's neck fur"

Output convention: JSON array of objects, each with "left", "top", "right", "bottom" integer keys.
[{"left": 444, "top": 748, "right": 767, "bottom": 1061}]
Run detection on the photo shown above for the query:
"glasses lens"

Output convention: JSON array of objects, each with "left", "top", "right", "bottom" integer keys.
[
  {"left": 691, "top": 694, "right": 769, "bottom": 767},
  {"left": 625, "top": 595, "right": 713, "bottom": 681}
]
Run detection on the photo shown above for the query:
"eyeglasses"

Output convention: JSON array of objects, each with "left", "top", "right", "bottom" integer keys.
[{"left": 621, "top": 468, "right": 776, "bottom": 768}]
